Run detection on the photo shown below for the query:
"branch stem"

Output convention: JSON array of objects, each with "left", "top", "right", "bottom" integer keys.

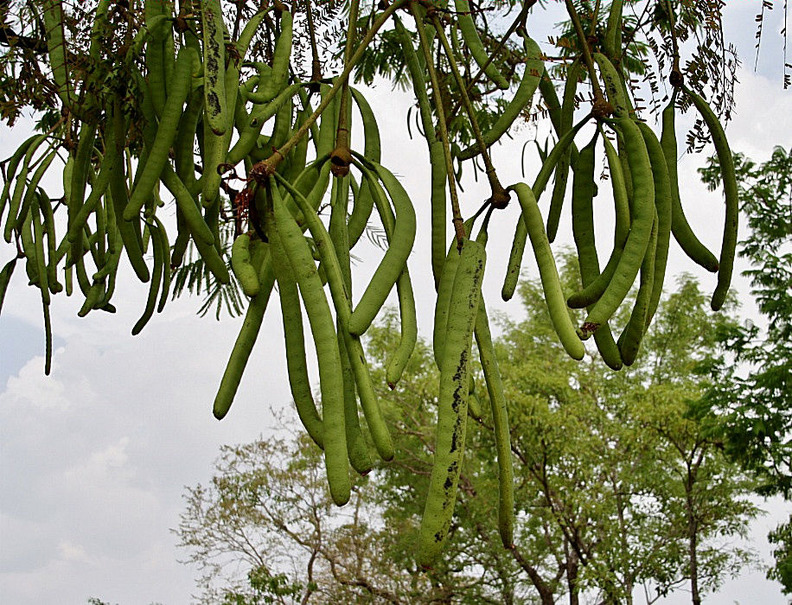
[
  {"left": 255, "top": 0, "right": 408, "bottom": 176},
  {"left": 431, "top": 12, "right": 508, "bottom": 208},
  {"left": 564, "top": 0, "right": 605, "bottom": 104},
  {"left": 411, "top": 2, "right": 466, "bottom": 245}
]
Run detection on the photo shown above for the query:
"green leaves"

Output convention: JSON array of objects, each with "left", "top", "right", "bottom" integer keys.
[
  {"left": 699, "top": 147, "right": 792, "bottom": 499},
  {"left": 696, "top": 146, "right": 792, "bottom": 593},
  {"left": 170, "top": 234, "right": 245, "bottom": 319},
  {"left": 177, "top": 268, "right": 760, "bottom": 601}
]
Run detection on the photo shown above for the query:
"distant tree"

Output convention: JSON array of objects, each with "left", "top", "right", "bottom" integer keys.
[
  {"left": 175, "top": 432, "right": 473, "bottom": 604},
  {"left": 177, "top": 269, "right": 760, "bottom": 604},
  {"left": 698, "top": 146, "right": 792, "bottom": 592}
]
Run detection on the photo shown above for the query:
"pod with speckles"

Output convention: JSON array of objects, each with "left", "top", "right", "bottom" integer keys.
[{"left": 418, "top": 237, "right": 486, "bottom": 569}]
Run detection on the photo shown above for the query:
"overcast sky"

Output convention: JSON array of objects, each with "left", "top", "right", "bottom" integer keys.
[{"left": 2, "top": 2, "right": 791, "bottom": 604}]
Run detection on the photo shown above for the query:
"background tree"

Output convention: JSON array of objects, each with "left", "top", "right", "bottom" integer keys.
[
  {"left": 177, "top": 269, "right": 760, "bottom": 604},
  {"left": 176, "top": 430, "right": 491, "bottom": 604},
  {"left": 697, "top": 146, "right": 792, "bottom": 592},
  {"left": 480, "top": 271, "right": 759, "bottom": 604}
]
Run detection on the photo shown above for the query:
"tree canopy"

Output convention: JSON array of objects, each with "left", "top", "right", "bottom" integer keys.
[
  {"left": 176, "top": 269, "right": 760, "bottom": 604},
  {"left": 696, "top": 146, "right": 792, "bottom": 593}
]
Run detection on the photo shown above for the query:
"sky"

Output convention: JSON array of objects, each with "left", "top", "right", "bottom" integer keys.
[{"left": 1, "top": 2, "right": 792, "bottom": 603}]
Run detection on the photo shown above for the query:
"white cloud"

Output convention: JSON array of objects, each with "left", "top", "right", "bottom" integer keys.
[
  {"left": 62, "top": 437, "right": 133, "bottom": 487},
  {"left": 57, "top": 540, "right": 95, "bottom": 565},
  {"left": 731, "top": 67, "right": 792, "bottom": 158},
  {"left": 1, "top": 295, "right": 292, "bottom": 603},
  {"left": 2, "top": 350, "right": 93, "bottom": 412}
]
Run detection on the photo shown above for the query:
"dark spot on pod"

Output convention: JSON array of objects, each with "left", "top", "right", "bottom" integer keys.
[
  {"left": 450, "top": 416, "right": 460, "bottom": 452},
  {"left": 452, "top": 349, "right": 468, "bottom": 383},
  {"left": 444, "top": 461, "right": 458, "bottom": 493},
  {"left": 451, "top": 383, "right": 464, "bottom": 414},
  {"left": 207, "top": 55, "right": 219, "bottom": 81},
  {"left": 207, "top": 90, "right": 221, "bottom": 116},
  {"left": 579, "top": 321, "right": 599, "bottom": 340}
]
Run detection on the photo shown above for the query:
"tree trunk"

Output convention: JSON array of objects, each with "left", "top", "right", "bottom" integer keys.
[
  {"left": 690, "top": 518, "right": 700, "bottom": 605},
  {"left": 509, "top": 543, "right": 556, "bottom": 605},
  {"left": 686, "top": 460, "right": 702, "bottom": 605},
  {"left": 566, "top": 543, "right": 580, "bottom": 605}
]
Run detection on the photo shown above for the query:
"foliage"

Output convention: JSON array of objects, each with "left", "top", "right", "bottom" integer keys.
[
  {"left": 175, "top": 431, "right": 470, "bottom": 604},
  {"left": 698, "top": 147, "right": 792, "bottom": 498},
  {"left": 698, "top": 146, "right": 792, "bottom": 592},
  {"left": 177, "top": 271, "right": 760, "bottom": 604},
  {"left": 769, "top": 520, "right": 792, "bottom": 592}
]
